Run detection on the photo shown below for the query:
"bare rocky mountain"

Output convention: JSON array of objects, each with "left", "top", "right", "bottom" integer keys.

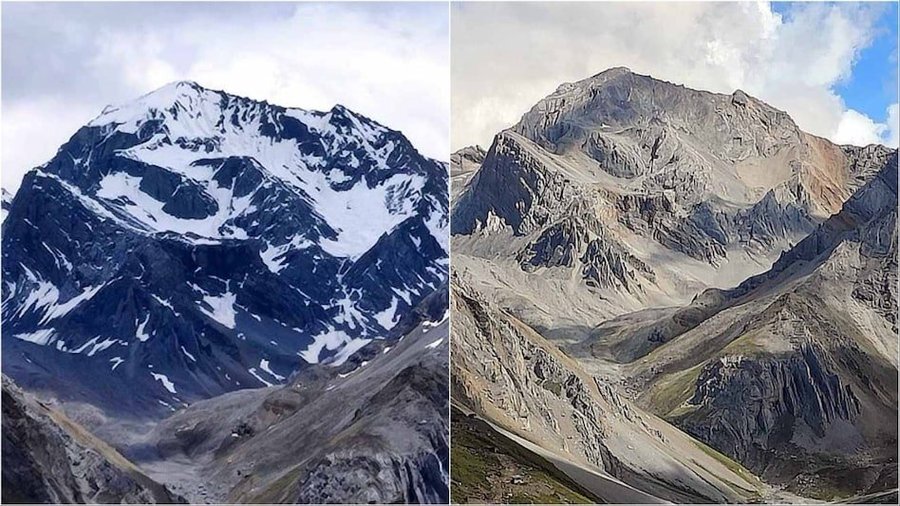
[
  {"left": 1, "top": 375, "right": 182, "bottom": 503},
  {"left": 452, "top": 67, "right": 893, "bottom": 340},
  {"left": 451, "top": 67, "right": 897, "bottom": 502},
  {"left": 451, "top": 276, "right": 771, "bottom": 503},
  {"left": 576, "top": 156, "right": 898, "bottom": 499}
]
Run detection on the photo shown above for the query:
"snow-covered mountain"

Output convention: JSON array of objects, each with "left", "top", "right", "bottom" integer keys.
[{"left": 1, "top": 81, "right": 448, "bottom": 417}]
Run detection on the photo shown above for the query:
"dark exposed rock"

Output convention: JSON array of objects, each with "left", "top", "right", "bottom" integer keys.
[
  {"left": 1, "top": 375, "right": 183, "bottom": 504},
  {"left": 144, "top": 298, "right": 449, "bottom": 504}
]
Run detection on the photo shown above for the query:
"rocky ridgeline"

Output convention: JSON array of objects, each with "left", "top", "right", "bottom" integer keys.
[
  {"left": 450, "top": 275, "right": 764, "bottom": 503},
  {"left": 452, "top": 277, "right": 636, "bottom": 475},
  {"left": 143, "top": 290, "right": 449, "bottom": 504}
]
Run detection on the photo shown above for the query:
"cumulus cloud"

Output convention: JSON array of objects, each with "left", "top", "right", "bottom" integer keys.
[
  {"left": 2, "top": 2, "right": 448, "bottom": 193},
  {"left": 833, "top": 105, "right": 898, "bottom": 146},
  {"left": 888, "top": 103, "right": 900, "bottom": 147},
  {"left": 452, "top": 1, "right": 897, "bottom": 150}
]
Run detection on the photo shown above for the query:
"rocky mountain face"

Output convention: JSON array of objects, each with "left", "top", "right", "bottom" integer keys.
[
  {"left": 451, "top": 67, "right": 897, "bottom": 502},
  {"left": 1, "top": 81, "right": 448, "bottom": 420},
  {"left": 450, "top": 145, "right": 484, "bottom": 202},
  {"left": 134, "top": 295, "right": 449, "bottom": 504},
  {"left": 1, "top": 375, "right": 182, "bottom": 503},
  {"left": 604, "top": 156, "right": 898, "bottom": 499},
  {"left": 452, "top": 67, "right": 893, "bottom": 334}
]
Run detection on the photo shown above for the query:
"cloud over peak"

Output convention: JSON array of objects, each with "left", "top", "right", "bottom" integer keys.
[{"left": 452, "top": 1, "right": 897, "bottom": 150}]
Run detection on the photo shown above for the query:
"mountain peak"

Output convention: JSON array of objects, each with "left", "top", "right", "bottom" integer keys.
[
  {"left": 594, "top": 65, "right": 633, "bottom": 77},
  {"left": 3, "top": 80, "right": 449, "bottom": 419},
  {"left": 330, "top": 103, "right": 350, "bottom": 114},
  {"left": 731, "top": 89, "right": 752, "bottom": 106},
  {"left": 90, "top": 80, "right": 219, "bottom": 128}
]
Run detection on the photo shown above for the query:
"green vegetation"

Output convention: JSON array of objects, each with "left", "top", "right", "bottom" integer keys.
[
  {"left": 540, "top": 379, "right": 564, "bottom": 397},
  {"left": 245, "top": 464, "right": 304, "bottom": 503},
  {"left": 642, "top": 364, "right": 703, "bottom": 418},
  {"left": 691, "top": 439, "right": 764, "bottom": 500},
  {"left": 720, "top": 329, "right": 766, "bottom": 357},
  {"left": 451, "top": 406, "right": 600, "bottom": 504}
]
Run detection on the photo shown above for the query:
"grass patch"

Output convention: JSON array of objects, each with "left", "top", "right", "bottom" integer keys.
[
  {"left": 642, "top": 364, "right": 703, "bottom": 418},
  {"left": 720, "top": 330, "right": 766, "bottom": 356},
  {"left": 245, "top": 464, "right": 304, "bottom": 503},
  {"left": 451, "top": 406, "right": 599, "bottom": 504},
  {"left": 692, "top": 439, "right": 763, "bottom": 493},
  {"left": 540, "top": 380, "right": 564, "bottom": 397}
]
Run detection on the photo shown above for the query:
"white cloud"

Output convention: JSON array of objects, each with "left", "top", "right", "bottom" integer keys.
[
  {"left": 2, "top": 98, "right": 99, "bottom": 192},
  {"left": 833, "top": 106, "right": 898, "bottom": 147},
  {"left": 2, "top": 3, "right": 448, "bottom": 193},
  {"left": 452, "top": 1, "right": 896, "bottom": 151},
  {"left": 886, "top": 103, "right": 900, "bottom": 148}
]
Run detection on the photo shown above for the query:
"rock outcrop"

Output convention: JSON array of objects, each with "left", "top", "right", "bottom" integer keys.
[
  {"left": 140, "top": 292, "right": 450, "bottom": 504},
  {"left": 1, "top": 375, "right": 182, "bottom": 504}
]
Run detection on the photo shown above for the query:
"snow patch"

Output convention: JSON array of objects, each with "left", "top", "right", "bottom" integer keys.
[
  {"left": 14, "top": 329, "right": 56, "bottom": 346},
  {"left": 299, "top": 328, "right": 352, "bottom": 364},
  {"left": 248, "top": 368, "right": 274, "bottom": 387},
  {"left": 199, "top": 289, "right": 237, "bottom": 328},
  {"left": 151, "top": 372, "right": 177, "bottom": 394},
  {"left": 373, "top": 296, "right": 399, "bottom": 330},
  {"left": 110, "top": 357, "right": 125, "bottom": 371},
  {"left": 259, "top": 359, "right": 285, "bottom": 381},
  {"left": 318, "top": 174, "right": 426, "bottom": 259},
  {"left": 136, "top": 315, "right": 151, "bottom": 342},
  {"left": 260, "top": 236, "right": 313, "bottom": 274},
  {"left": 329, "top": 338, "right": 372, "bottom": 367},
  {"left": 181, "top": 346, "right": 197, "bottom": 362}
]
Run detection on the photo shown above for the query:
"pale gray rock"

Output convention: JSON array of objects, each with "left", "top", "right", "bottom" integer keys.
[{"left": 451, "top": 66, "right": 898, "bottom": 501}]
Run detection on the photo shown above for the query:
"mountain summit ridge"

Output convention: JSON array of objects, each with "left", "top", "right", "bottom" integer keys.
[{"left": 452, "top": 67, "right": 893, "bottom": 326}]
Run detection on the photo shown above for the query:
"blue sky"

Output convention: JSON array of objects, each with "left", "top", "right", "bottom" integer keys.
[{"left": 774, "top": 1, "right": 898, "bottom": 125}]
